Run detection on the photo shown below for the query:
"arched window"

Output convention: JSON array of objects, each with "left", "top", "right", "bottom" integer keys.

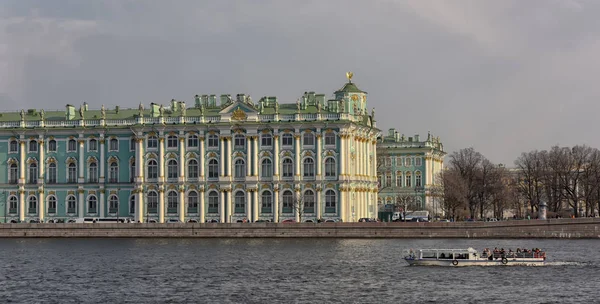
[
  {"left": 47, "top": 196, "right": 57, "bottom": 214},
  {"left": 325, "top": 158, "right": 336, "bottom": 177},
  {"left": 89, "top": 138, "right": 98, "bottom": 151},
  {"left": 405, "top": 172, "right": 412, "bottom": 188},
  {"left": 109, "top": 195, "right": 119, "bottom": 214},
  {"left": 303, "top": 158, "right": 315, "bottom": 178},
  {"left": 282, "top": 133, "right": 293, "bottom": 147},
  {"left": 304, "top": 190, "right": 315, "bottom": 213},
  {"left": 282, "top": 158, "right": 293, "bottom": 178},
  {"left": 261, "top": 133, "right": 272, "bottom": 147},
  {"left": 282, "top": 190, "right": 294, "bottom": 213},
  {"left": 234, "top": 191, "right": 245, "bottom": 214},
  {"left": 188, "top": 191, "right": 198, "bottom": 213},
  {"left": 29, "top": 140, "right": 38, "bottom": 153},
  {"left": 109, "top": 138, "right": 119, "bottom": 151},
  {"left": 68, "top": 139, "right": 77, "bottom": 152},
  {"left": 9, "top": 140, "right": 18, "bottom": 153},
  {"left": 48, "top": 139, "right": 57, "bottom": 152},
  {"left": 396, "top": 171, "right": 402, "bottom": 187},
  {"left": 28, "top": 162, "right": 38, "bottom": 184},
  {"left": 324, "top": 132, "right": 336, "bottom": 146},
  {"left": 8, "top": 163, "right": 18, "bottom": 184},
  {"left": 188, "top": 159, "right": 199, "bottom": 179},
  {"left": 208, "top": 159, "right": 219, "bottom": 178},
  {"left": 207, "top": 134, "right": 219, "bottom": 148},
  {"left": 147, "top": 159, "right": 158, "bottom": 180},
  {"left": 261, "top": 191, "right": 272, "bottom": 214},
  {"left": 303, "top": 132, "right": 314, "bottom": 146},
  {"left": 88, "top": 195, "right": 97, "bottom": 214},
  {"left": 48, "top": 162, "right": 57, "bottom": 184},
  {"left": 325, "top": 190, "right": 337, "bottom": 213},
  {"left": 129, "top": 195, "right": 136, "bottom": 214},
  {"left": 234, "top": 159, "right": 246, "bottom": 179},
  {"left": 8, "top": 196, "right": 18, "bottom": 214},
  {"left": 67, "top": 163, "right": 77, "bottom": 183},
  {"left": 147, "top": 135, "right": 158, "bottom": 149},
  {"left": 167, "top": 135, "right": 178, "bottom": 149},
  {"left": 167, "top": 159, "right": 178, "bottom": 179},
  {"left": 88, "top": 162, "right": 98, "bottom": 183},
  {"left": 261, "top": 158, "right": 272, "bottom": 178},
  {"left": 28, "top": 196, "right": 37, "bottom": 214},
  {"left": 208, "top": 191, "right": 219, "bottom": 213},
  {"left": 234, "top": 134, "right": 245, "bottom": 149},
  {"left": 109, "top": 162, "right": 119, "bottom": 183},
  {"left": 167, "top": 191, "right": 178, "bottom": 214},
  {"left": 147, "top": 191, "right": 158, "bottom": 214},
  {"left": 415, "top": 171, "right": 422, "bottom": 187},
  {"left": 67, "top": 196, "right": 77, "bottom": 214},
  {"left": 188, "top": 135, "right": 199, "bottom": 148}
]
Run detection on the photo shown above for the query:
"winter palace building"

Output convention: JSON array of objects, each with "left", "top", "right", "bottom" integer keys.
[{"left": 0, "top": 75, "right": 380, "bottom": 223}]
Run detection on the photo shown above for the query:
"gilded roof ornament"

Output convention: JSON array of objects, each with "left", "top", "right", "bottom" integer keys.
[
  {"left": 346, "top": 72, "right": 353, "bottom": 83},
  {"left": 231, "top": 107, "right": 247, "bottom": 121}
]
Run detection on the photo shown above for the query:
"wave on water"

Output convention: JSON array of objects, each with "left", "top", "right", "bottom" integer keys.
[{"left": 545, "top": 261, "right": 588, "bottom": 266}]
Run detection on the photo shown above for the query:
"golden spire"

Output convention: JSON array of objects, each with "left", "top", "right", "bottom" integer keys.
[{"left": 346, "top": 72, "right": 353, "bottom": 83}]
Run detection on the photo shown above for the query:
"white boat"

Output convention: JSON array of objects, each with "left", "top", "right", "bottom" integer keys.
[{"left": 403, "top": 247, "right": 546, "bottom": 267}]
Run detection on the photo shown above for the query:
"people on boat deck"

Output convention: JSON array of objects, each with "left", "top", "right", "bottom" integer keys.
[{"left": 482, "top": 248, "right": 545, "bottom": 259}]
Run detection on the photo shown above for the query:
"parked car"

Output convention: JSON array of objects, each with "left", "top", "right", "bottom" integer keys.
[
  {"left": 167, "top": 219, "right": 181, "bottom": 223},
  {"left": 358, "top": 218, "right": 376, "bottom": 222},
  {"left": 187, "top": 219, "right": 198, "bottom": 223},
  {"left": 281, "top": 219, "right": 296, "bottom": 223}
]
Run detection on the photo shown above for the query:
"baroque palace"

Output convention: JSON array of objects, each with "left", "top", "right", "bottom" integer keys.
[
  {"left": 377, "top": 128, "right": 446, "bottom": 219},
  {"left": 0, "top": 75, "right": 380, "bottom": 223}
]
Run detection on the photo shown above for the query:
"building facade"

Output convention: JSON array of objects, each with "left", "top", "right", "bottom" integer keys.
[
  {"left": 0, "top": 76, "right": 379, "bottom": 223},
  {"left": 377, "top": 128, "right": 446, "bottom": 218}
]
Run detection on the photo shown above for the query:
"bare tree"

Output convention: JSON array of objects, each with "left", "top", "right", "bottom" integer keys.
[
  {"left": 448, "top": 148, "right": 483, "bottom": 219},
  {"left": 292, "top": 192, "right": 307, "bottom": 223},
  {"left": 438, "top": 168, "right": 468, "bottom": 221},
  {"left": 514, "top": 150, "right": 545, "bottom": 213}
]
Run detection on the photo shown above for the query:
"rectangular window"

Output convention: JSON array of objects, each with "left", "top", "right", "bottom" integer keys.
[
  {"left": 385, "top": 174, "right": 392, "bottom": 187},
  {"left": 68, "top": 140, "right": 77, "bottom": 152},
  {"left": 415, "top": 157, "right": 422, "bottom": 166},
  {"left": 208, "top": 135, "right": 219, "bottom": 148},
  {"left": 130, "top": 138, "right": 136, "bottom": 151},
  {"left": 261, "top": 134, "right": 272, "bottom": 147},
  {"left": 282, "top": 134, "right": 293, "bottom": 147},
  {"left": 109, "top": 139, "right": 119, "bottom": 151},
  {"left": 147, "top": 136, "right": 158, "bottom": 149},
  {"left": 9, "top": 140, "right": 18, "bottom": 153},
  {"left": 89, "top": 139, "right": 97, "bottom": 152},
  {"left": 324, "top": 133, "right": 336, "bottom": 146},
  {"left": 29, "top": 141, "right": 38, "bottom": 153},
  {"left": 48, "top": 140, "right": 57, "bottom": 152}
]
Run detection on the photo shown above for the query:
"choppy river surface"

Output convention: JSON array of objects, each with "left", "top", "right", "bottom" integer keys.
[{"left": 0, "top": 238, "right": 597, "bottom": 303}]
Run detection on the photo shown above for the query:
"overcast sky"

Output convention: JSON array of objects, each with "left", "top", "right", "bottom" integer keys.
[{"left": 1, "top": 0, "right": 599, "bottom": 165}]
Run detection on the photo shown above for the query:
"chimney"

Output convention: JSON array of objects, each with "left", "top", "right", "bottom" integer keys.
[
  {"left": 65, "top": 104, "right": 75, "bottom": 120},
  {"left": 415, "top": 134, "right": 420, "bottom": 142},
  {"left": 83, "top": 102, "right": 88, "bottom": 111},
  {"left": 388, "top": 128, "right": 396, "bottom": 137}
]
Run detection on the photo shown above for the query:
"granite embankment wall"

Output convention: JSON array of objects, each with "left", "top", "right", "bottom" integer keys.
[{"left": 1, "top": 218, "right": 599, "bottom": 238}]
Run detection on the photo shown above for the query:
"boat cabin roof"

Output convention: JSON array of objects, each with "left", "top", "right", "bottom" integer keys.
[{"left": 416, "top": 248, "right": 477, "bottom": 253}]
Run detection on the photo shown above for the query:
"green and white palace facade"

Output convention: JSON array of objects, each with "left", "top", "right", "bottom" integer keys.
[
  {"left": 377, "top": 128, "right": 446, "bottom": 218},
  {"left": 0, "top": 77, "right": 379, "bottom": 223}
]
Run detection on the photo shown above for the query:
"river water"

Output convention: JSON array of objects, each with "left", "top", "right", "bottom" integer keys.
[{"left": 0, "top": 238, "right": 597, "bottom": 303}]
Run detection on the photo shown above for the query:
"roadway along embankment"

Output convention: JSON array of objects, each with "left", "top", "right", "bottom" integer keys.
[{"left": 1, "top": 218, "right": 599, "bottom": 238}]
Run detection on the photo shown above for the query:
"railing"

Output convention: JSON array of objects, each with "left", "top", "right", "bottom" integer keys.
[{"left": 0, "top": 112, "right": 357, "bottom": 129}]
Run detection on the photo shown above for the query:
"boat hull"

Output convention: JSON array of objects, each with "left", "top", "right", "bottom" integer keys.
[{"left": 404, "top": 258, "right": 545, "bottom": 267}]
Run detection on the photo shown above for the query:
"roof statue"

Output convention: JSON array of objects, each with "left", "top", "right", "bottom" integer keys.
[
  {"left": 427, "top": 131, "right": 431, "bottom": 141},
  {"left": 371, "top": 107, "right": 375, "bottom": 118},
  {"left": 20, "top": 109, "right": 25, "bottom": 120},
  {"left": 101, "top": 105, "right": 106, "bottom": 119},
  {"left": 40, "top": 110, "right": 45, "bottom": 121},
  {"left": 159, "top": 104, "right": 164, "bottom": 116},
  {"left": 79, "top": 106, "right": 84, "bottom": 119},
  {"left": 316, "top": 102, "right": 321, "bottom": 113},
  {"left": 296, "top": 99, "right": 301, "bottom": 111},
  {"left": 181, "top": 101, "right": 186, "bottom": 117},
  {"left": 138, "top": 102, "right": 144, "bottom": 117},
  {"left": 346, "top": 72, "right": 353, "bottom": 83},
  {"left": 247, "top": 96, "right": 253, "bottom": 106},
  {"left": 275, "top": 102, "right": 279, "bottom": 114}
]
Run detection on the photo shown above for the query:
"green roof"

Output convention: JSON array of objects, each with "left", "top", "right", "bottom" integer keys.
[{"left": 335, "top": 81, "right": 365, "bottom": 93}]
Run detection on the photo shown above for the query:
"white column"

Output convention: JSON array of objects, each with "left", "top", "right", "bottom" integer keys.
[
  {"left": 136, "top": 191, "right": 144, "bottom": 223},
  {"left": 38, "top": 140, "right": 45, "bottom": 181},
  {"left": 179, "top": 188, "right": 185, "bottom": 222},
  {"left": 19, "top": 141, "right": 25, "bottom": 183},
  {"left": 100, "top": 138, "right": 105, "bottom": 182},
  {"left": 339, "top": 135, "right": 345, "bottom": 176},
  {"left": 316, "top": 134, "right": 322, "bottom": 177},
  {"left": 219, "top": 137, "right": 225, "bottom": 176},
  {"left": 246, "top": 191, "right": 252, "bottom": 220},
  {"left": 78, "top": 139, "right": 84, "bottom": 181},
  {"left": 137, "top": 138, "right": 144, "bottom": 179},
  {"left": 199, "top": 190, "right": 205, "bottom": 223},
  {"left": 252, "top": 189, "right": 259, "bottom": 222},
  {"left": 99, "top": 190, "right": 105, "bottom": 218},
  {"left": 159, "top": 137, "right": 165, "bottom": 182},
  {"left": 158, "top": 188, "right": 165, "bottom": 223},
  {"left": 294, "top": 189, "right": 300, "bottom": 222},
  {"left": 38, "top": 190, "right": 45, "bottom": 222},
  {"left": 226, "top": 137, "right": 232, "bottom": 176},
  {"left": 19, "top": 189, "right": 25, "bottom": 222},
  {"left": 366, "top": 138, "right": 371, "bottom": 178},
  {"left": 340, "top": 188, "right": 346, "bottom": 222},
  {"left": 199, "top": 136, "right": 205, "bottom": 178},
  {"left": 316, "top": 189, "right": 322, "bottom": 220},
  {"left": 252, "top": 136, "right": 258, "bottom": 176},
  {"left": 426, "top": 155, "right": 432, "bottom": 185},
  {"left": 294, "top": 135, "right": 301, "bottom": 177},
  {"left": 226, "top": 190, "right": 232, "bottom": 222},
  {"left": 179, "top": 137, "right": 185, "bottom": 179},
  {"left": 219, "top": 190, "right": 225, "bottom": 223},
  {"left": 246, "top": 136, "right": 252, "bottom": 177},
  {"left": 273, "top": 188, "right": 279, "bottom": 223},
  {"left": 78, "top": 190, "right": 84, "bottom": 218},
  {"left": 273, "top": 136, "right": 280, "bottom": 178},
  {"left": 371, "top": 140, "right": 377, "bottom": 179}
]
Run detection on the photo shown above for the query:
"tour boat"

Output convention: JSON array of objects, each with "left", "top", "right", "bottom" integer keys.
[{"left": 403, "top": 247, "right": 546, "bottom": 267}]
